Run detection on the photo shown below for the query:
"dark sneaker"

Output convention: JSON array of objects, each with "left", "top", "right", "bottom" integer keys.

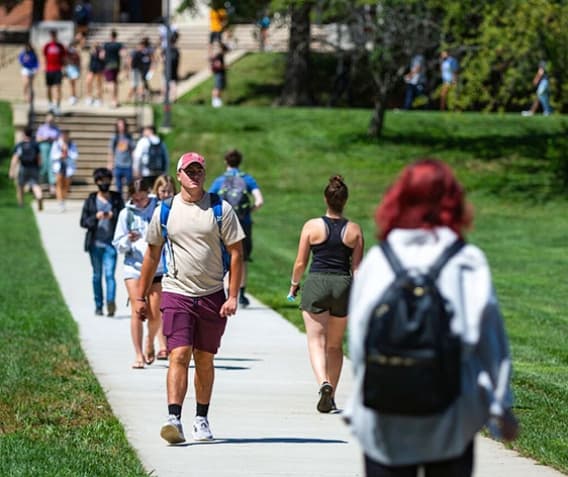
[
  {"left": 239, "top": 295, "right": 250, "bottom": 307},
  {"left": 95, "top": 308, "right": 103, "bottom": 316},
  {"left": 317, "top": 382, "right": 334, "bottom": 413},
  {"left": 107, "top": 302, "right": 116, "bottom": 317}
]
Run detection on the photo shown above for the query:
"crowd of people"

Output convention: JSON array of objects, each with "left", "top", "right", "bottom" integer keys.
[
  {"left": 72, "top": 142, "right": 517, "bottom": 477},
  {"left": 17, "top": 27, "right": 183, "bottom": 113}
]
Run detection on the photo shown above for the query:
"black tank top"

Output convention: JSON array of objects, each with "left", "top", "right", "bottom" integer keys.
[{"left": 309, "top": 216, "right": 353, "bottom": 274}]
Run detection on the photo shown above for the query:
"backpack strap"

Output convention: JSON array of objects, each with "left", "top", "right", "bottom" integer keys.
[
  {"left": 209, "top": 192, "right": 223, "bottom": 232},
  {"left": 160, "top": 197, "right": 173, "bottom": 239},
  {"left": 380, "top": 238, "right": 465, "bottom": 279},
  {"left": 380, "top": 240, "right": 405, "bottom": 276},
  {"left": 160, "top": 197, "right": 174, "bottom": 276},
  {"left": 428, "top": 239, "right": 465, "bottom": 279},
  {"left": 209, "top": 192, "right": 230, "bottom": 274}
]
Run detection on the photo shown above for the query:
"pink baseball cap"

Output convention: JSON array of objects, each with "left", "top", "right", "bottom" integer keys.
[{"left": 177, "top": 152, "right": 205, "bottom": 171}]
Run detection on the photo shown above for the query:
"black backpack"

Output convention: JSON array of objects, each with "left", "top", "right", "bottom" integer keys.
[
  {"left": 146, "top": 140, "right": 166, "bottom": 172},
  {"left": 218, "top": 172, "right": 251, "bottom": 221},
  {"left": 19, "top": 141, "right": 39, "bottom": 168},
  {"left": 363, "top": 239, "right": 465, "bottom": 416}
]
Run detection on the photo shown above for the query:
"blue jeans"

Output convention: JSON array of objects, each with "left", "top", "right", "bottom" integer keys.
[
  {"left": 114, "top": 166, "right": 133, "bottom": 192},
  {"left": 538, "top": 92, "right": 552, "bottom": 115},
  {"left": 89, "top": 243, "right": 118, "bottom": 309}
]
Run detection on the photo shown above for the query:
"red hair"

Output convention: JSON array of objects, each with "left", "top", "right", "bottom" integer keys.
[{"left": 376, "top": 159, "right": 472, "bottom": 240}]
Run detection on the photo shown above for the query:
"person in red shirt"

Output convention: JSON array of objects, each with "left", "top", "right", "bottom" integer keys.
[{"left": 43, "top": 30, "right": 66, "bottom": 115}]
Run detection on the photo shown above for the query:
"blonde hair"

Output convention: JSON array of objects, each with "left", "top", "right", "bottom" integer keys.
[{"left": 152, "top": 175, "right": 178, "bottom": 197}]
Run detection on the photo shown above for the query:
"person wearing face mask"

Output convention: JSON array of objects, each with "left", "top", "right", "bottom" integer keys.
[
  {"left": 80, "top": 168, "right": 125, "bottom": 317},
  {"left": 113, "top": 178, "right": 167, "bottom": 369}
]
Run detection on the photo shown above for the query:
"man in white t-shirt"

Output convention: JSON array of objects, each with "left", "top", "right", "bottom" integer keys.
[{"left": 135, "top": 152, "right": 245, "bottom": 444}]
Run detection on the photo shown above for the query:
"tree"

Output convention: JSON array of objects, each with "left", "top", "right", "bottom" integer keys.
[
  {"left": 342, "top": 1, "right": 441, "bottom": 137},
  {"left": 277, "top": 0, "right": 315, "bottom": 105}
]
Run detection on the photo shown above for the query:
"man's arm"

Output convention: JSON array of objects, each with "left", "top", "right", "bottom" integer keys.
[
  {"left": 220, "top": 240, "right": 243, "bottom": 318},
  {"left": 134, "top": 243, "right": 163, "bottom": 320}
]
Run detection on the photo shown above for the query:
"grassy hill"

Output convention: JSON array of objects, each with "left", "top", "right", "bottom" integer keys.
[{"left": 159, "top": 103, "right": 568, "bottom": 473}]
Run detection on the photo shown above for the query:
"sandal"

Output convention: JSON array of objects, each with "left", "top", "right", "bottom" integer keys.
[
  {"left": 156, "top": 349, "right": 168, "bottom": 360},
  {"left": 131, "top": 361, "right": 145, "bottom": 369}
]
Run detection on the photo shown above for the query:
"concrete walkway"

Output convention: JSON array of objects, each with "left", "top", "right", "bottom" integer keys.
[{"left": 34, "top": 200, "right": 565, "bottom": 477}]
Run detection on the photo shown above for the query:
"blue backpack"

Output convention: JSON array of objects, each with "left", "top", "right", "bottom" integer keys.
[{"left": 159, "top": 193, "right": 230, "bottom": 275}]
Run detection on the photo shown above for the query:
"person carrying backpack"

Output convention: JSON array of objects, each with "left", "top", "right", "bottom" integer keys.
[
  {"left": 209, "top": 149, "right": 264, "bottom": 306},
  {"left": 9, "top": 127, "right": 43, "bottom": 210},
  {"left": 345, "top": 159, "right": 518, "bottom": 477},
  {"left": 132, "top": 125, "right": 169, "bottom": 187},
  {"left": 134, "top": 152, "right": 245, "bottom": 444}
]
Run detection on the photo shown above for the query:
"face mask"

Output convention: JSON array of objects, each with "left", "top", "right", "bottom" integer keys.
[{"left": 97, "top": 183, "right": 110, "bottom": 192}]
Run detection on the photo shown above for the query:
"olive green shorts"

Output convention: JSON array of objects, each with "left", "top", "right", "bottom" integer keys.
[{"left": 300, "top": 272, "right": 352, "bottom": 317}]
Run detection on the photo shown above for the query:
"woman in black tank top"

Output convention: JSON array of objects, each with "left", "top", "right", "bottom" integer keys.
[{"left": 289, "top": 176, "right": 364, "bottom": 413}]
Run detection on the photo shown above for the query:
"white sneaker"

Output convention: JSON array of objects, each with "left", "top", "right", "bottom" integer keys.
[
  {"left": 69, "top": 96, "right": 77, "bottom": 105},
  {"left": 93, "top": 99, "right": 101, "bottom": 107},
  {"left": 521, "top": 110, "right": 533, "bottom": 117},
  {"left": 192, "top": 416, "right": 214, "bottom": 441},
  {"left": 160, "top": 415, "right": 186, "bottom": 444},
  {"left": 85, "top": 97, "right": 93, "bottom": 106}
]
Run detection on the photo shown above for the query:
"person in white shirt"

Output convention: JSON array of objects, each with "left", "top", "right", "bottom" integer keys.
[
  {"left": 132, "top": 125, "right": 169, "bottom": 187},
  {"left": 346, "top": 158, "right": 518, "bottom": 477},
  {"left": 50, "top": 130, "right": 78, "bottom": 212}
]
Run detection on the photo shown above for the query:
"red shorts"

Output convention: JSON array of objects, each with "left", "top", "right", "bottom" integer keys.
[
  {"left": 161, "top": 290, "right": 227, "bottom": 354},
  {"left": 104, "top": 68, "right": 119, "bottom": 82}
]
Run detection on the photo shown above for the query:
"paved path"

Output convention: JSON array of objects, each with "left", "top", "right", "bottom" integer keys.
[{"left": 34, "top": 200, "right": 565, "bottom": 477}]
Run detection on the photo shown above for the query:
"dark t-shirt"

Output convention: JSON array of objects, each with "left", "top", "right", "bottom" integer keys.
[
  {"left": 103, "top": 41, "right": 123, "bottom": 70},
  {"left": 13, "top": 140, "right": 40, "bottom": 169}
]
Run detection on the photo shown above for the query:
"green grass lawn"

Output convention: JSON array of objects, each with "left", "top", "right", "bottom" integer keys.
[
  {"left": 0, "top": 102, "right": 147, "bottom": 476},
  {"left": 159, "top": 103, "right": 568, "bottom": 473}
]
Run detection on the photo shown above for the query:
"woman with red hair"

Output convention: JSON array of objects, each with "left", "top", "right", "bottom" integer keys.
[{"left": 345, "top": 159, "right": 518, "bottom": 477}]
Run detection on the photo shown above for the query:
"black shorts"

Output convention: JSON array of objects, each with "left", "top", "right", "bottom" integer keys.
[
  {"left": 209, "top": 31, "right": 223, "bottom": 44},
  {"left": 45, "top": 70, "right": 63, "bottom": 86}
]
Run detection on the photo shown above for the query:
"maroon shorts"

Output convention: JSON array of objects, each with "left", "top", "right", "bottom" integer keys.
[
  {"left": 104, "top": 68, "right": 119, "bottom": 82},
  {"left": 161, "top": 290, "right": 227, "bottom": 354}
]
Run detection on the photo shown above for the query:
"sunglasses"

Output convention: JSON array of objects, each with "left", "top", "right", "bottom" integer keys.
[{"left": 182, "top": 166, "right": 205, "bottom": 178}]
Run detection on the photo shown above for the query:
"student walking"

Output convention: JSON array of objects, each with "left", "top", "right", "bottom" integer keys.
[
  {"left": 85, "top": 42, "right": 105, "bottom": 106},
  {"left": 132, "top": 125, "right": 169, "bottom": 186},
  {"left": 18, "top": 42, "right": 39, "bottom": 103},
  {"left": 50, "top": 130, "right": 78, "bottom": 212},
  {"left": 134, "top": 152, "right": 245, "bottom": 444},
  {"left": 209, "top": 149, "right": 264, "bottom": 307},
  {"left": 289, "top": 175, "right": 364, "bottom": 413},
  {"left": 108, "top": 118, "right": 134, "bottom": 197},
  {"left": 80, "top": 168, "right": 124, "bottom": 317},
  {"left": 522, "top": 61, "right": 553, "bottom": 116},
  {"left": 35, "top": 113, "right": 60, "bottom": 195},
  {"left": 103, "top": 30, "right": 125, "bottom": 108},
  {"left": 113, "top": 179, "right": 166, "bottom": 369},
  {"left": 345, "top": 159, "right": 518, "bottom": 477},
  {"left": 42, "top": 29, "right": 66, "bottom": 115},
  {"left": 65, "top": 39, "right": 82, "bottom": 105},
  {"left": 9, "top": 127, "right": 43, "bottom": 210},
  {"left": 210, "top": 43, "right": 228, "bottom": 108},
  {"left": 439, "top": 50, "right": 459, "bottom": 111}
]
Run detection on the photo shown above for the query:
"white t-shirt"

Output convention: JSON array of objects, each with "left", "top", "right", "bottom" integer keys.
[{"left": 146, "top": 192, "right": 245, "bottom": 297}]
